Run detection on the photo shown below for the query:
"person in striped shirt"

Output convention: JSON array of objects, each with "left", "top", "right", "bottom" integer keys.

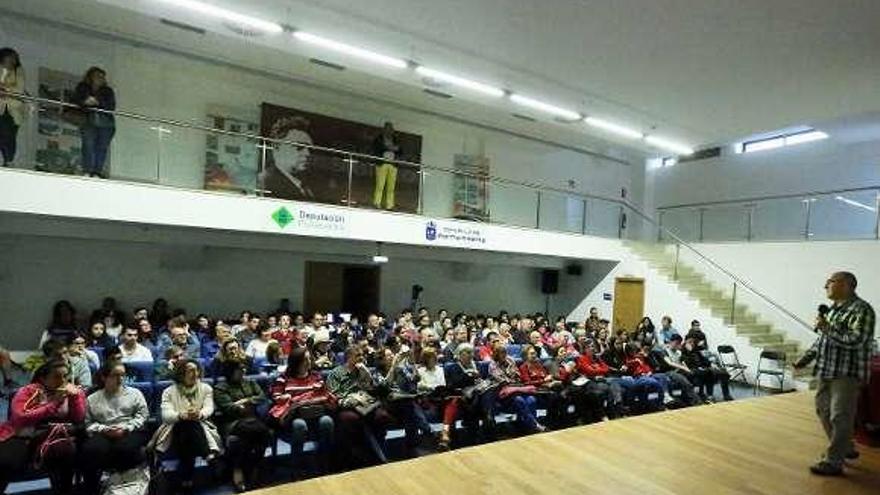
[{"left": 795, "top": 271, "right": 876, "bottom": 476}]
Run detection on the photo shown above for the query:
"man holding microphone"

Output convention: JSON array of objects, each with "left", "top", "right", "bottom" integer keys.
[{"left": 795, "top": 271, "right": 875, "bottom": 476}]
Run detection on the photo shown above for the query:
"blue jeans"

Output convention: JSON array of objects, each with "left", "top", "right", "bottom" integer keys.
[
  {"left": 81, "top": 125, "right": 115, "bottom": 176},
  {"left": 632, "top": 376, "right": 665, "bottom": 408},
  {"left": 503, "top": 394, "right": 540, "bottom": 432},
  {"left": 289, "top": 415, "right": 334, "bottom": 460}
]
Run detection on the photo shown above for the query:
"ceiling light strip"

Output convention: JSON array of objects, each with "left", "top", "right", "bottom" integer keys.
[
  {"left": 509, "top": 94, "right": 581, "bottom": 120},
  {"left": 155, "top": 0, "right": 283, "bottom": 33},
  {"left": 415, "top": 66, "right": 504, "bottom": 97},
  {"left": 584, "top": 117, "right": 642, "bottom": 139},
  {"left": 293, "top": 31, "right": 407, "bottom": 69}
]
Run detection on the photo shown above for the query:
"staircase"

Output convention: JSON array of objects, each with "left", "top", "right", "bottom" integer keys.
[{"left": 626, "top": 242, "right": 810, "bottom": 382}]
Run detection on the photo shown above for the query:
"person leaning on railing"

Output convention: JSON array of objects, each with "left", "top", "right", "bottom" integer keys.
[
  {"left": 0, "top": 47, "right": 24, "bottom": 167},
  {"left": 71, "top": 66, "right": 116, "bottom": 178}
]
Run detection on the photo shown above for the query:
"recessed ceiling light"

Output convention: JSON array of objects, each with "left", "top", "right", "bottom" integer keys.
[
  {"left": 293, "top": 31, "right": 407, "bottom": 69},
  {"left": 153, "top": 0, "right": 283, "bottom": 33}
]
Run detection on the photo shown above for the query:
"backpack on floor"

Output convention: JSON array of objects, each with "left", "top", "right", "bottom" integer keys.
[{"left": 102, "top": 465, "right": 150, "bottom": 495}]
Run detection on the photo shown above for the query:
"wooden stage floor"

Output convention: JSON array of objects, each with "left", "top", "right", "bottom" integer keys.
[{"left": 251, "top": 392, "right": 879, "bottom": 495}]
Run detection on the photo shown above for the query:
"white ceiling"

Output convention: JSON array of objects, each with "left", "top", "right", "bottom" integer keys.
[{"left": 7, "top": 0, "right": 880, "bottom": 154}]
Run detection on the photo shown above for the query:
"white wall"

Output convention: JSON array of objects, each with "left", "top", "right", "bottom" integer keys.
[
  {"left": 0, "top": 233, "right": 612, "bottom": 350},
  {"left": 684, "top": 240, "right": 880, "bottom": 350},
  {"left": 1, "top": 15, "right": 642, "bottom": 230},
  {"left": 650, "top": 135, "right": 880, "bottom": 242}
]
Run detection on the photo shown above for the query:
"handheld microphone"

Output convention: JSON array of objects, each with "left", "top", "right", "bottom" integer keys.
[{"left": 817, "top": 304, "right": 830, "bottom": 317}]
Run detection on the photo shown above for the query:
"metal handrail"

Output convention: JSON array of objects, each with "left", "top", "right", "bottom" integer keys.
[
  {"left": 9, "top": 90, "right": 815, "bottom": 333},
  {"left": 657, "top": 185, "right": 880, "bottom": 211},
  {"left": 625, "top": 205, "right": 815, "bottom": 332},
  {"left": 8, "top": 90, "right": 629, "bottom": 206}
]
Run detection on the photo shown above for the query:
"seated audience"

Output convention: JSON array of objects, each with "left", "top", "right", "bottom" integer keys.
[
  {"left": 310, "top": 329, "right": 335, "bottom": 370},
  {"left": 326, "top": 347, "right": 393, "bottom": 466},
  {"left": 270, "top": 347, "right": 336, "bottom": 476},
  {"left": 41, "top": 300, "right": 80, "bottom": 345},
  {"left": 159, "top": 317, "right": 201, "bottom": 360},
  {"left": 487, "top": 342, "right": 544, "bottom": 433},
  {"left": 374, "top": 346, "right": 432, "bottom": 451},
  {"left": 148, "top": 359, "right": 221, "bottom": 492},
  {"left": 681, "top": 336, "right": 733, "bottom": 401},
  {"left": 119, "top": 327, "right": 154, "bottom": 363},
  {"left": 271, "top": 313, "right": 298, "bottom": 356},
  {"left": 81, "top": 362, "right": 150, "bottom": 492},
  {"left": 245, "top": 324, "right": 275, "bottom": 361},
  {"left": 416, "top": 347, "right": 458, "bottom": 450},
  {"left": 201, "top": 323, "right": 232, "bottom": 361},
  {"left": 70, "top": 333, "right": 100, "bottom": 371},
  {"left": 658, "top": 316, "right": 679, "bottom": 345},
  {"left": 518, "top": 344, "right": 565, "bottom": 426},
  {"left": 0, "top": 360, "right": 86, "bottom": 494},
  {"left": 622, "top": 343, "right": 665, "bottom": 411},
  {"left": 84, "top": 320, "right": 115, "bottom": 350},
  {"left": 213, "top": 360, "right": 272, "bottom": 492},
  {"left": 136, "top": 317, "right": 161, "bottom": 358},
  {"left": 685, "top": 320, "right": 709, "bottom": 352}
]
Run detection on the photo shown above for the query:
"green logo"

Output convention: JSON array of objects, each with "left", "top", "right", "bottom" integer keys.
[{"left": 272, "top": 207, "right": 294, "bottom": 228}]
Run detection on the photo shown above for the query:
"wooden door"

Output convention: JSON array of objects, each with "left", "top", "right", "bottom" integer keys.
[
  {"left": 612, "top": 277, "right": 645, "bottom": 335},
  {"left": 304, "top": 262, "right": 345, "bottom": 315}
]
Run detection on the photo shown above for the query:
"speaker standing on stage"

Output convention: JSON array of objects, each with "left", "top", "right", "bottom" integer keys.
[{"left": 795, "top": 271, "right": 875, "bottom": 476}]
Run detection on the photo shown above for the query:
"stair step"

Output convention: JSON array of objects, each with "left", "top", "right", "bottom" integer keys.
[
  {"left": 735, "top": 323, "right": 773, "bottom": 334},
  {"left": 748, "top": 333, "right": 784, "bottom": 345}
]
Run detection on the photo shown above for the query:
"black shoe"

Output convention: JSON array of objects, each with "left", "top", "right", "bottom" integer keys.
[
  {"left": 845, "top": 451, "right": 860, "bottom": 460},
  {"left": 810, "top": 461, "right": 844, "bottom": 476}
]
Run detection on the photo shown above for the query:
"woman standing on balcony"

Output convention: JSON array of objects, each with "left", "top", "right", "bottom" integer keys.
[
  {"left": 0, "top": 48, "right": 24, "bottom": 167},
  {"left": 72, "top": 66, "right": 115, "bottom": 178}
]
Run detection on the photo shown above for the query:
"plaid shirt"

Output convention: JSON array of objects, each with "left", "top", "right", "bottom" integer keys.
[{"left": 812, "top": 296, "right": 876, "bottom": 381}]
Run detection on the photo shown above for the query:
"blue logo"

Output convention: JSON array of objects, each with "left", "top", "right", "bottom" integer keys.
[{"left": 425, "top": 221, "right": 437, "bottom": 241}]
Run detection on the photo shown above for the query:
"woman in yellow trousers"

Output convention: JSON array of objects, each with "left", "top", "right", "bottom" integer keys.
[{"left": 372, "top": 122, "right": 401, "bottom": 210}]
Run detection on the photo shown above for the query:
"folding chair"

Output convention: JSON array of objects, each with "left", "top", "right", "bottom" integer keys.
[
  {"left": 754, "top": 350, "right": 786, "bottom": 394},
  {"left": 716, "top": 345, "right": 748, "bottom": 383}
]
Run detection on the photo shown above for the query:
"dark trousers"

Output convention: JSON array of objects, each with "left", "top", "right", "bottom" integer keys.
[
  {"left": 225, "top": 418, "right": 272, "bottom": 473},
  {"left": 169, "top": 421, "right": 210, "bottom": 481},
  {"left": 336, "top": 407, "right": 393, "bottom": 467},
  {"left": 0, "top": 110, "right": 18, "bottom": 165},
  {"left": 81, "top": 430, "right": 149, "bottom": 492},
  {"left": 0, "top": 436, "right": 77, "bottom": 494},
  {"left": 81, "top": 125, "right": 115, "bottom": 176}
]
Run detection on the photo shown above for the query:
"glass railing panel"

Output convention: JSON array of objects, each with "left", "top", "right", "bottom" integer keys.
[
  {"left": 489, "top": 181, "right": 539, "bottom": 228},
  {"left": 808, "top": 190, "right": 879, "bottom": 240},
  {"left": 702, "top": 204, "right": 750, "bottom": 241},
  {"left": 751, "top": 197, "right": 808, "bottom": 240},
  {"left": 658, "top": 208, "right": 699, "bottom": 242},
  {"left": 585, "top": 198, "right": 622, "bottom": 238},
  {"left": 418, "top": 167, "right": 455, "bottom": 219},
  {"left": 200, "top": 117, "right": 263, "bottom": 196},
  {"left": 336, "top": 155, "right": 420, "bottom": 213},
  {"left": 539, "top": 191, "right": 584, "bottom": 234}
]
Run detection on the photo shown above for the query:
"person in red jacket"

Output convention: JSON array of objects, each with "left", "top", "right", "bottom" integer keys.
[
  {"left": 0, "top": 359, "right": 86, "bottom": 493},
  {"left": 575, "top": 343, "right": 625, "bottom": 418},
  {"left": 271, "top": 313, "right": 299, "bottom": 357},
  {"left": 518, "top": 344, "right": 565, "bottom": 426},
  {"left": 623, "top": 343, "right": 665, "bottom": 412}
]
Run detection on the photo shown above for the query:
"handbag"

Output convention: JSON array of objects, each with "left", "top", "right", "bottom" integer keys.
[
  {"left": 35, "top": 423, "right": 76, "bottom": 469},
  {"left": 102, "top": 465, "right": 150, "bottom": 495},
  {"left": 498, "top": 385, "right": 537, "bottom": 400}
]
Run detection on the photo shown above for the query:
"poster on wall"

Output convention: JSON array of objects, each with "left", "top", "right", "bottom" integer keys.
[
  {"left": 259, "top": 102, "right": 422, "bottom": 213},
  {"left": 204, "top": 115, "right": 260, "bottom": 193},
  {"left": 35, "top": 68, "right": 90, "bottom": 174},
  {"left": 452, "top": 154, "right": 490, "bottom": 222}
]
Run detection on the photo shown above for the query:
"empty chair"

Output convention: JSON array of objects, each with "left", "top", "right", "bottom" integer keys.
[
  {"left": 716, "top": 345, "right": 748, "bottom": 383},
  {"left": 754, "top": 350, "right": 786, "bottom": 394}
]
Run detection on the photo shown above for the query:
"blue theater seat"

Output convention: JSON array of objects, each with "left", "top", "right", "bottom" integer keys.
[{"left": 125, "top": 360, "right": 155, "bottom": 382}]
